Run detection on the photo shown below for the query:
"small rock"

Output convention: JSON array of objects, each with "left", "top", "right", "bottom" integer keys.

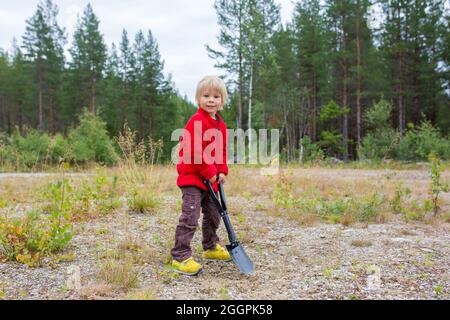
[
  {"left": 419, "top": 247, "right": 435, "bottom": 253},
  {"left": 66, "top": 266, "right": 81, "bottom": 291}
]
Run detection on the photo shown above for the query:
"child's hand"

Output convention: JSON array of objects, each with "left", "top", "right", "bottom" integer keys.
[
  {"left": 218, "top": 173, "right": 226, "bottom": 184},
  {"left": 209, "top": 176, "right": 217, "bottom": 184}
]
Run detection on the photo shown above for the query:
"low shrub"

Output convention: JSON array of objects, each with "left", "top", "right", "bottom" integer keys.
[
  {"left": 298, "top": 136, "right": 325, "bottom": 163},
  {"left": 68, "top": 110, "right": 118, "bottom": 165},
  {"left": 0, "top": 111, "right": 118, "bottom": 170},
  {"left": 42, "top": 170, "right": 121, "bottom": 221},
  {"left": 395, "top": 121, "right": 450, "bottom": 161},
  {"left": 0, "top": 210, "right": 73, "bottom": 267}
]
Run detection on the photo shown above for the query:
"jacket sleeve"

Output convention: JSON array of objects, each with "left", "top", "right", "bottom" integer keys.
[
  {"left": 187, "top": 118, "right": 217, "bottom": 180},
  {"left": 217, "top": 123, "right": 228, "bottom": 176}
]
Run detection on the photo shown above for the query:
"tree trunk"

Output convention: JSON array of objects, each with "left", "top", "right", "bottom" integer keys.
[
  {"left": 18, "top": 103, "right": 24, "bottom": 134},
  {"left": 148, "top": 96, "right": 153, "bottom": 137},
  {"left": 237, "top": 11, "right": 244, "bottom": 129},
  {"left": 38, "top": 77, "right": 43, "bottom": 131},
  {"left": 90, "top": 74, "right": 96, "bottom": 114},
  {"left": 1, "top": 96, "right": 9, "bottom": 133},
  {"left": 398, "top": 56, "right": 404, "bottom": 136},
  {"left": 342, "top": 13, "right": 349, "bottom": 162},
  {"left": 412, "top": 44, "right": 420, "bottom": 123},
  {"left": 307, "top": 90, "right": 313, "bottom": 139},
  {"left": 238, "top": 56, "right": 244, "bottom": 129},
  {"left": 284, "top": 107, "right": 290, "bottom": 162},
  {"left": 11, "top": 99, "right": 17, "bottom": 133},
  {"left": 355, "top": 0, "right": 362, "bottom": 151},
  {"left": 49, "top": 91, "right": 56, "bottom": 135},
  {"left": 248, "top": 60, "right": 253, "bottom": 144},
  {"left": 138, "top": 105, "right": 144, "bottom": 141},
  {"left": 123, "top": 85, "right": 128, "bottom": 131},
  {"left": 396, "top": 5, "right": 404, "bottom": 137},
  {"left": 398, "top": 80, "right": 403, "bottom": 135},
  {"left": 312, "top": 71, "right": 317, "bottom": 142}
]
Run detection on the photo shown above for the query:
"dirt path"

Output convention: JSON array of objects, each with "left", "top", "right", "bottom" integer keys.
[
  {"left": 0, "top": 173, "right": 92, "bottom": 179},
  {"left": 0, "top": 169, "right": 449, "bottom": 300}
]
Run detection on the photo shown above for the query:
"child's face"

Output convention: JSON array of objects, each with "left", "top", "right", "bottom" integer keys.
[{"left": 198, "top": 88, "right": 222, "bottom": 117}]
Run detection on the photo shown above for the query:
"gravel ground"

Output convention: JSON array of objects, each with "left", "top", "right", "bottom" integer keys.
[{"left": 0, "top": 169, "right": 449, "bottom": 300}]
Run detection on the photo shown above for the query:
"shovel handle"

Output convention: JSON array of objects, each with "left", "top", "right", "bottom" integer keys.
[
  {"left": 204, "top": 180, "right": 223, "bottom": 212},
  {"left": 204, "top": 180, "right": 238, "bottom": 243},
  {"left": 218, "top": 181, "right": 227, "bottom": 211}
]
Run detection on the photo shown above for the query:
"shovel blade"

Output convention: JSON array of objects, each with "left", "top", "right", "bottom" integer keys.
[{"left": 226, "top": 243, "right": 254, "bottom": 274}]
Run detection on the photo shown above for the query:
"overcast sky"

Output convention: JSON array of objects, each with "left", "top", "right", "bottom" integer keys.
[{"left": 0, "top": 0, "right": 296, "bottom": 103}]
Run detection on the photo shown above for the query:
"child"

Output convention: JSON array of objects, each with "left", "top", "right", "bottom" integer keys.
[{"left": 171, "top": 76, "right": 231, "bottom": 275}]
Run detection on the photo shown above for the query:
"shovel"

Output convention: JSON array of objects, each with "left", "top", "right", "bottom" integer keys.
[{"left": 204, "top": 180, "right": 254, "bottom": 275}]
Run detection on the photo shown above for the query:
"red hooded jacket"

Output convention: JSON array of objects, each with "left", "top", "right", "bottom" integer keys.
[{"left": 176, "top": 108, "right": 228, "bottom": 192}]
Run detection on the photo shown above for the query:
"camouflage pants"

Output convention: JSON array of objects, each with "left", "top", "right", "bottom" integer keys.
[{"left": 171, "top": 186, "right": 221, "bottom": 262}]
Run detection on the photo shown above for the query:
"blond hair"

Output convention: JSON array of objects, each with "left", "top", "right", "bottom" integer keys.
[{"left": 195, "top": 75, "right": 228, "bottom": 110}]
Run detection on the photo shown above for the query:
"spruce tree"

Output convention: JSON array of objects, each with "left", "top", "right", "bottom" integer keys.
[
  {"left": 22, "top": 0, "right": 66, "bottom": 133},
  {"left": 69, "top": 3, "right": 107, "bottom": 114}
]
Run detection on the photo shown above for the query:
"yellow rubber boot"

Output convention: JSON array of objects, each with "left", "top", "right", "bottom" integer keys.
[
  {"left": 172, "top": 257, "right": 203, "bottom": 276},
  {"left": 203, "top": 244, "right": 232, "bottom": 261}
]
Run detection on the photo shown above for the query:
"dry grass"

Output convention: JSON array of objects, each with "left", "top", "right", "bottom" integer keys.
[
  {"left": 107, "top": 165, "right": 176, "bottom": 195},
  {"left": 287, "top": 210, "right": 319, "bottom": 226},
  {"left": 79, "top": 283, "right": 114, "bottom": 299},
  {"left": 1, "top": 166, "right": 447, "bottom": 230},
  {"left": 266, "top": 203, "right": 319, "bottom": 226},
  {"left": 0, "top": 281, "right": 6, "bottom": 299},
  {"left": 340, "top": 213, "right": 354, "bottom": 226},
  {"left": 94, "top": 233, "right": 159, "bottom": 293},
  {"left": 263, "top": 166, "right": 450, "bottom": 226},
  {"left": 423, "top": 215, "right": 448, "bottom": 227},
  {"left": 127, "top": 186, "right": 161, "bottom": 214},
  {"left": 0, "top": 177, "right": 53, "bottom": 205},
  {"left": 97, "top": 258, "right": 140, "bottom": 291},
  {"left": 225, "top": 166, "right": 275, "bottom": 197},
  {"left": 400, "top": 229, "right": 418, "bottom": 236},
  {"left": 117, "top": 236, "right": 144, "bottom": 254},
  {"left": 125, "top": 288, "right": 156, "bottom": 300},
  {"left": 102, "top": 235, "right": 158, "bottom": 265},
  {"left": 351, "top": 239, "right": 373, "bottom": 247}
]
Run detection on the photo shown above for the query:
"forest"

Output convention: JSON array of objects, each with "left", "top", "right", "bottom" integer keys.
[{"left": 0, "top": 0, "right": 449, "bottom": 169}]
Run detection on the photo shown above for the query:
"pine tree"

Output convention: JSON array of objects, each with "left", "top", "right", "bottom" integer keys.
[
  {"left": 133, "top": 29, "right": 165, "bottom": 139},
  {"left": 119, "top": 29, "right": 135, "bottom": 129},
  {"left": 245, "top": 0, "right": 281, "bottom": 145},
  {"left": 0, "top": 50, "right": 11, "bottom": 133},
  {"left": 271, "top": 27, "right": 300, "bottom": 161},
  {"left": 10, "top": 41, "right": 33, "bottom": 134},
  {"left": 101, "top": 43, "right": 122, "bottom": 136},
  {"left": 379, "top": 0, "right": 411, "bottom": 136},
  {"left": 379, "top": 0, "right": 448, "bottom": 136},
  {"left": 207, "top": 0, "right": 250, "bottom": 129},
  {"left": 21, "top": 0, "right": 66, "bottom": 133},
  {"left": 351, "top": 0, "right": 376, "bottom": 154},
  {"left": 292, "top": 0, "right": 331, "bottom": 143},
  {"left": 437, "top": 7, "right": 450, "bottom": 135},
  {"left": 355, "top": 0, "right": 363, "bottom": 149},
  {"left": 325, "top": 0, "right": 355, "bottom": 161},
  {"left": 414, "top": 1, "right": 447, "bottom": 127},
  {"left": 69, "top": 3, "right": 107, "bottom": 114}
]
